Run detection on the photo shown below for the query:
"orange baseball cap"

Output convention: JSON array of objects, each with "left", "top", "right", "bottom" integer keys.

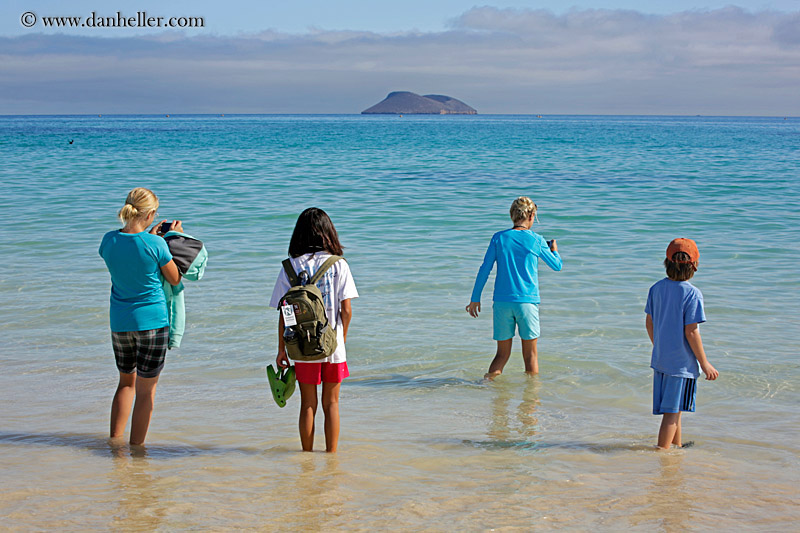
[{"left": 666, "top": 238, "right": 699, "bottom": 264}]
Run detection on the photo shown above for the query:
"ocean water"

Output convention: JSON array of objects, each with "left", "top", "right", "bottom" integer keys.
[{"left": 0, "top": 114, "right": 798, "bottom": 531}]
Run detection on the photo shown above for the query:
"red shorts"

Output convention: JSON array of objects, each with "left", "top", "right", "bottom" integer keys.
[{"left": 294, "top": 361, "right": 349, "bottom": 385}]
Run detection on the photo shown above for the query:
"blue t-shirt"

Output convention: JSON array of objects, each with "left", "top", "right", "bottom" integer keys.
[
  {"left": 99, "top": 230, "right": 173, "bottom": 332},
  {"left": 471, "top": 228, "right": 562, "bottom": 303},
  {"left": 645, "top": 278, "right": 706, "bottom": 378}
]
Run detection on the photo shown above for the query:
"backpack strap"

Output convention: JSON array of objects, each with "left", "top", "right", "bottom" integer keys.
[
  {"left": 282, "top": 259, "right": 300, "bottom": 287},
  {"left": 309, "top": 255, "right": 342, "bottom": 285}
]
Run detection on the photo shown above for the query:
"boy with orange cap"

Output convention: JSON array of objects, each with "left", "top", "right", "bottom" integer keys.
[{"left": 645, "top": 238, "right": 719, "bottom": 449}]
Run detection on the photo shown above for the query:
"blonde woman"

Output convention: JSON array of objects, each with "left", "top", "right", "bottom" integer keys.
[
  {"left": 466, "top": 197, "right": 562, "bottom": 379},
  {"left": 99, "top": 188, "right": 182, "bottom": 446}
]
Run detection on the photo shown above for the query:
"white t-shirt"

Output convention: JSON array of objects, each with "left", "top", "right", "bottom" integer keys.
[{"left": 269, "top": 252, "right": 359, "bottom": 364}]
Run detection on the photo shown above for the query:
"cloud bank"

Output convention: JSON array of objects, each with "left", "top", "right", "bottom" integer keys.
[{"left": 1, "top": 7, "right": 798, "bottom": 115}]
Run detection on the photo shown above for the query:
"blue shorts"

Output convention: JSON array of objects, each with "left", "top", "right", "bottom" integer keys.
[
  {"left": 492, "top": 302, "right": 540, "bottom": 341},
  {"left": 653, "top": 370, "right": 696, "bottom": 415}
]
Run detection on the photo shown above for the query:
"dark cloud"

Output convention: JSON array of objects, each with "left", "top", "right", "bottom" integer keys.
[
  {"left": 773, "top": 12, "right": 800, "bottom": 46},
  {"left": 1, "top": 7, "right": 798, "bottom": 115}
]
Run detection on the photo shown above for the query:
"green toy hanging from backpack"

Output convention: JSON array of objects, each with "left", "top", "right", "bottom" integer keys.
[{"left": 278, "top": 255, "right": 342, "bottom": 361}]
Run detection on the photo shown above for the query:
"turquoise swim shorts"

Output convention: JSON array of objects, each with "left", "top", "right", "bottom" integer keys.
[{"left": 492, "top": 302, "right": 540, "bottom": 341}]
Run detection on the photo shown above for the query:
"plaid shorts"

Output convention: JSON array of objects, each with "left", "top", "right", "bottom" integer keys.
[{"left": 111, "top": 326, "right": 169, "bottom": 378}]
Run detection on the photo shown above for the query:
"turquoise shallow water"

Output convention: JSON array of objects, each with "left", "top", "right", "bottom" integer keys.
[{"left": 1, "top": 114, "right": 799, "bottom": 530}]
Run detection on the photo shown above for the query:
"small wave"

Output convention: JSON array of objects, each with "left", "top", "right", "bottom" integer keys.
[
  {"left": 347, "top": 374, "right": 484, "bottom": 390},
  {"left": 0, "top": 431, "right": 265, "bottom": 459},
  {"left": 458, "top": 438, "right": 655, "bottom": 453}
]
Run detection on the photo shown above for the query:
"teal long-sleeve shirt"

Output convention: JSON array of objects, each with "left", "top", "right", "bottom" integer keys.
[{"left": 470, "top": 228, "right": 562, "bottom": 304}]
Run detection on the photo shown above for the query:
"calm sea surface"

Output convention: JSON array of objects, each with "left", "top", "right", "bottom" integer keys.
[{"left": 1, "top": 114, "right": 798, "bottom": 531}]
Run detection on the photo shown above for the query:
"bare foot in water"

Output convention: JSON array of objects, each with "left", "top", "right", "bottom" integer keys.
[{"left": 656, "top": 440, "right": 695, "bottom": 450}]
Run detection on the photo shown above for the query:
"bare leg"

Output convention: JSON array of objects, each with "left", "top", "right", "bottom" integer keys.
[
  {"left": 657, "top": 412, "right": 682, "bottom": 450},
  {"left": 321, "top": 382, "right": 341, "bottom": 453},
  {"left": 485, "top": 339, "right": 513, "bottom": 379},
  {"left": 521, "top": 338, "right": 539, "bottom": 375},
  {"left": 672, "top": 413, "right": 682, "bottom": 447},
  {"left": 299, "top": 382, "right": 318, "bottom": 452},
  {"left": 110, "top": 372, "right": 136, "bottom": 438},
  {"left": 129, "top": 375, "right": 159, "bottom": 446}
]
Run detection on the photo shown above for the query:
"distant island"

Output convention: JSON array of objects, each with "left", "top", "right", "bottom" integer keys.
[{"left": 362, "top": 91, "right": 477, "bottom": 115}]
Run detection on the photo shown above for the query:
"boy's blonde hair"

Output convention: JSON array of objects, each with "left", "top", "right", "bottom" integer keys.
[
  {"left": 118, "top": 187, "right": 158, "bottom": 224},
  {"left": 509, "top": 196, "right": 537, "bottom": 224}
]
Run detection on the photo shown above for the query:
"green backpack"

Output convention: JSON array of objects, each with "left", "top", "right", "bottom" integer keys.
[{"left": 278, "top": 255, "right": 342, "bottom": 362}]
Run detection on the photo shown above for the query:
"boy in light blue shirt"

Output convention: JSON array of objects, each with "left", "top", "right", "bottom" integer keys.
[
  {"left": 645, "top": 238, "right": 719, "bottom": 450},
  {"left": 467, "top": 197, "right": 562, "bottom": 379}
]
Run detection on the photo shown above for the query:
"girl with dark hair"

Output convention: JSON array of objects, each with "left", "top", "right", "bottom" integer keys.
[
  {"left": 269, "top": 208, "right": 358, "bottom": 452},
  {"left": 288, "top": 207, "right": 344, "bottom": 258}
]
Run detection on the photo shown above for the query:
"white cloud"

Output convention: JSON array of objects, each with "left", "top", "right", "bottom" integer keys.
[{"left": 1, "top": 7, "right": 798, "bottom": 115}]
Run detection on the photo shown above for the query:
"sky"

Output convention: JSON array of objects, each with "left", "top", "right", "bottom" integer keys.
[{"left": 1, "top": 1, "right": 798, "bottom": 114}]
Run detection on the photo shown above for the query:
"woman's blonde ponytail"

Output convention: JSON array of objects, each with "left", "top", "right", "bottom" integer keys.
[{"left": 118, "top": 187, "right": 158, "bottom": 224}]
